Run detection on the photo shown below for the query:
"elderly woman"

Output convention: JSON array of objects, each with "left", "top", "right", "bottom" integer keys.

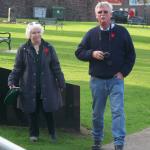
[{"left": 8, "top": 22, "right": 65, "bottom": 142}]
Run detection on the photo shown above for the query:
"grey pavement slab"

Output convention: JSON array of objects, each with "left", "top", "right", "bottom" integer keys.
[
  {"left": 0, "top": 49, "right": 17, "bottom": 54},
  {"left": 5, "top": 50, "right": 17, "bottom": 53},
  {"left": 102, "top": 128, "right": 150, "bottom": 150}
]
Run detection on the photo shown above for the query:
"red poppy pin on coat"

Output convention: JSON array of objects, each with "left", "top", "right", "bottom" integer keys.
[{"left": 44, "top": 47, "right": 49, "bottom": 55}]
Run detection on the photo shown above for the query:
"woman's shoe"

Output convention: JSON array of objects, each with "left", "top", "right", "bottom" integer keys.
[
  {"left": 50, "top": 133, "right": 57, "bottom": 143},
  {"left": 30, "top": 136, "right": 38, "bottom": 142}
]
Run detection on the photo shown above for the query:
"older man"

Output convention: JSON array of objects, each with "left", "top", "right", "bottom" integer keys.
[{"left": 75, "top": 2, "right": 136, "bottom": 150}]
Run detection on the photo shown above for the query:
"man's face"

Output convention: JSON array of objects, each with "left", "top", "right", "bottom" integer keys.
[{"left": 95, "top": 6, "right": 112, "bottom": 26}]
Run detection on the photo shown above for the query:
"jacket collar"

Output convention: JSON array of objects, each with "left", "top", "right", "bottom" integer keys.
[
  {"left": 24, "top": 39, "right": 35, "bottom": 59},
  {"left": 24, "top": 39, "right": 50, "bottom": 54}
]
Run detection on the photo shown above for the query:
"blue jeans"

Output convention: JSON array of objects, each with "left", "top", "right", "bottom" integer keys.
[{"left": 90, "top": 76, "right": 126, "bottom": 145}]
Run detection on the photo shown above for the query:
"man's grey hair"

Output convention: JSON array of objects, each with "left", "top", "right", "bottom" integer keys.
[
  {"left": 25, "top": 22, "right": 44, "bottom": 39},
  {"left": 95, "top": 1, "right": 113, "bottom": 13}
]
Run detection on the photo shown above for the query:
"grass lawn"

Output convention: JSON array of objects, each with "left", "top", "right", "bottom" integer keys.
[{"left": 0, "top": 21, "right": 150, "bottom": 150}]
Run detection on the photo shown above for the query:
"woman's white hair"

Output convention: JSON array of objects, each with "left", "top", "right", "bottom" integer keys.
[
  {"left": 25, "top": 22, "right": 44, "bottom": 39},
  {"left": 95, "top": 1, "right": 113, "bottom": 13}
]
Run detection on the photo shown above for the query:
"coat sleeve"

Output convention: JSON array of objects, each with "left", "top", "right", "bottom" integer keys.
[
  {"left": 8, "top": 46, "right": 24, "bottom": 86},
  {"left": 50, "top": 46, "right": 65, "bottom": 89},
  {"left": 75, "top": 31, "right": 93, "bottom": 61},
  {"left": 120, "top": 29, "right": 136, "bottom": 77}
]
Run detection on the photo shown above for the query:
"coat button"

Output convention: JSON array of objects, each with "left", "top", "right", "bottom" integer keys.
[
  {"left": 41, "top": 72, "right": 44, "bottom": 75},
  {"left": 33, "top": 86, "right": 36, "bottom": 89},
  {"left": 33, "top": 73, "right": 36, "bottom": 76}
]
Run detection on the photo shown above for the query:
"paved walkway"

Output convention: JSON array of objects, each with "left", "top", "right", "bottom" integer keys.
[
  {"left": 103, "top": 128, "right": 150, "bottom": 150},
  {"left": 5, "top": 50, "right": 17, "bottom": 53},
  {"left": 0, "top": 49, "right": 17, "bottom": 54}
]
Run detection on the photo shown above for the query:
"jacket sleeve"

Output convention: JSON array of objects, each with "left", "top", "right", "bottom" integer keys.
[
  {"left": 75, "top": 31, "right": 93, "bottom": 61},
  {"left": 50, "top": 46, "right": 65, "bottom": 89},
  {"left": 8, "top": 46, "right": 24, "bottom": 86},
  {"left": 120, "top": 29, "right": 136, "bottom": 77}
]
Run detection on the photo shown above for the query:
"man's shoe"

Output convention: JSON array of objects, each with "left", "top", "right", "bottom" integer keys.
[
  {"left": 30, "top": 136, "right": 38, "bottom": 142},
  {"left": 92, "top": 141, "right": 102, "bottom": 150},
  {"left": 92, "top": 145, "right": 101, "bottom": 150},
  {"left": 115, "top": 145, "right": 124, "bottom": 150}
]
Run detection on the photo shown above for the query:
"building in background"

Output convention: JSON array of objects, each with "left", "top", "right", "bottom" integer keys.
[{"left": 0, "top": 0, "right": 149, "bottom": 23}]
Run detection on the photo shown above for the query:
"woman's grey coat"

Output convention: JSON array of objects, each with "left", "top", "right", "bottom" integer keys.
[{"left": 8, "top": 39, "right": 65, "bottom": 113}]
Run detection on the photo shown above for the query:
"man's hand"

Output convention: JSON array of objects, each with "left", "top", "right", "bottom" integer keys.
[
  {"left": 114, "top": 72, "right": 124, "bottom": 80},
  {"left": 92, "top": 51, "right": 104, "bottom": 60}
]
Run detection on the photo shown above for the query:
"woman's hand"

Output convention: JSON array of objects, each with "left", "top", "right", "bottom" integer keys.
[{"left": 9, "top": 85, "right": 16, "bottom": 89}]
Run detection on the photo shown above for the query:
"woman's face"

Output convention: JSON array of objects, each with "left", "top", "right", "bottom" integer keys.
[{"left": 30, "top": 27, "right": 42, "bottom": 44}]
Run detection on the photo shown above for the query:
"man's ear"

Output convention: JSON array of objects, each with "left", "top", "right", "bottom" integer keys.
[
  {"left": 110, "top": 12, "right": 112, "bottom": 18},
  {"left": 95, "top": 11, "right": 98, "bottom": 19}
]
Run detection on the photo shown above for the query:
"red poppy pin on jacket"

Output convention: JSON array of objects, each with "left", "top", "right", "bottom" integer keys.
[{"left": 44, "top": 47, "right": 49, "bottom": 55}]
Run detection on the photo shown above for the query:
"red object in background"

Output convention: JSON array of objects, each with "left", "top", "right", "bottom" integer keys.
[
  {"left": 97, "top": 0, "right": 122, "bottom": 5},
  {"left": 128, "top": 8, "right": 135, "bottom": 19},
  {"left": 107, "top": 0, "right": 122, "bottom": 4}
]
